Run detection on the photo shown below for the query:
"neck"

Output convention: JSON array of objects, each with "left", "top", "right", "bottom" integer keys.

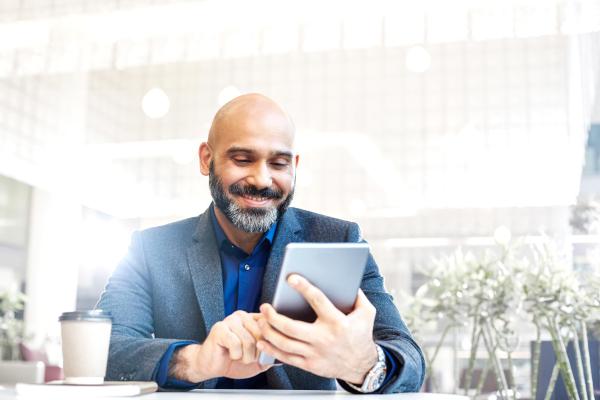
[{"left": 213, "top": 206, "right": 264, "bottom": 254}]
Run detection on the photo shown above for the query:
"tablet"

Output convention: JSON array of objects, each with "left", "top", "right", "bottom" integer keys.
[{"left": 258, "top": 242, "right": 370, "bottom": 365}]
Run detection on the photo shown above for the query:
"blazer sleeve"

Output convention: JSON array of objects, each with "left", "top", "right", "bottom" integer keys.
[
  {"left": 339, "top": 222, "right": 426, "bottom": 393},
  {"left": 95, "top": 231, "right": 188, "bottom": 383}
]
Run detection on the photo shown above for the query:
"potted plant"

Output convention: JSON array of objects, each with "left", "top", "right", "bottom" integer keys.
[
  {"left": 401, "top": 232, "right": 600, "bottom": 400},
  {"left": 523, "top": 240, "right": 600, "bottom": 400},
  {"left": 401, "top": 233, "right": 526, "bottom": 398},
  {"left": 0, "top": 289, "right": 26, "bottom": 361}
]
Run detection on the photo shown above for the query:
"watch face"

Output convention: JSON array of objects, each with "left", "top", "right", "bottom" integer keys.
[
  {"left": 366, "top": 366, "right": 386, "bottom": 392},
  {"left": 362, "top": 346, "right": 388, "bottom": 393}
]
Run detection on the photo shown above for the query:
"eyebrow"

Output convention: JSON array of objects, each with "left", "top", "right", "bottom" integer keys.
[{"left": 225, "top": 146, "right": 294, "bottom": 159}]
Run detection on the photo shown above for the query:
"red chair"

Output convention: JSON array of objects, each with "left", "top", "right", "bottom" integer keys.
[{"left": 19, "top": 343, "right": 63, "bottom": 382}]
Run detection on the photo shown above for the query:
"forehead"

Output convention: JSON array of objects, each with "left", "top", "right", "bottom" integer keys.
[{"left": 212, "top": 106, "right": 295, "bottom": 155}]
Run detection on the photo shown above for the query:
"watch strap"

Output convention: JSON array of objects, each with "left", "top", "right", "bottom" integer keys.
[{"left": 345, "top": 344, "right": 387, "bottom": 393}]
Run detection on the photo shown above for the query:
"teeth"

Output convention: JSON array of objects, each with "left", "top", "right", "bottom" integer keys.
[{"left": 243, "top": 195, "right": 267, "bottom": 202}]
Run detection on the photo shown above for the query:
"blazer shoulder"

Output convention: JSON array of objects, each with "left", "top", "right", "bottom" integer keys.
[
  {"left": 291, "top": 207, "right": 354, "bottom": 227},
  {"left": 289, "top": 208, "right": 358, "bottom": 241},
  {"left": 137, "top": 216, "right": 199, "bottom": 244}
]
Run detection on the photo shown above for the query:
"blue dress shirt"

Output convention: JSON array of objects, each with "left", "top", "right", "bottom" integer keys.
[
  {"left": 154, "top": 205, "right": 275, "bottom": 389},
  {"left": 154, "top": 204, "right": 398, "bottom": 391},
  {"left": 211, "top": 205, "right": 276, "bottom": 389}
]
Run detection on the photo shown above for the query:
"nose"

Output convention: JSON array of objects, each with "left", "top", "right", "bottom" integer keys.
[{"left": 247, "top": 162, "right": 272, "bottom": 189}]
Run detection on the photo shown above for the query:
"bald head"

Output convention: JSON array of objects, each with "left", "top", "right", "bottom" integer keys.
[
  {"left": 199, "top": 93, "right": 299, "bottom": 235},
  {"left": 208, "top": 93, "right": 295, "bottom": 149}
]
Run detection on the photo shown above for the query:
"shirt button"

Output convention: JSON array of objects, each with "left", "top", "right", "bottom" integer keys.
[{"left": 244, "top": 264, "right": 251, "bottom": 271}]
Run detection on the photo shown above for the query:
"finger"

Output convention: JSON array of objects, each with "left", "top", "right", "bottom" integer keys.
[
  {"left": 228, "top": 319, "right": 258, "bottom": 363},
  {"left": 258, "top": 318, "right": 312, "bottom": 357},
  {"left": 256, "top": 340, "right": 306, "bottom": 370},
  {"left": 259, "top": 362, "right": 273, "bottom": 373},
  {"left": 349, "top": 289, "right": 376, "bottom": 317},
  {"left": 250, "top": 361, "right": 274, "bottom": 373},
  {"left": 215, "top": 324, "right": 243, "bottom": 361},
  {"left": 287, "top": 274, "right": 344, "bottom": 321},
  {"left": 259, "top": 303, "right": 312, "bottom": 341},
  {"left": 242, "top": 313, "right": 263, "bottom": 342}
]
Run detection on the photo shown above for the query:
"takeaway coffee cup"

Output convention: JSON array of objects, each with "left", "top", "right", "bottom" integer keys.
[{"left": 59, "top": 310, "right": 112, "bottom": 385}]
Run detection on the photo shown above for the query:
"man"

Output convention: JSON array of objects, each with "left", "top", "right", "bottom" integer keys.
[{"left": 97, "top": 94, "right": 425, "bottom": 393}]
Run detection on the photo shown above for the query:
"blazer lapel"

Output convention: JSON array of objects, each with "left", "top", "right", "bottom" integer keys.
[
  {"left": 187, "top": 207, "right": 302, "bottom": 326},
  {"left": 259, "top": 208, "right": 302, "bottom": 306},
  {"left": 262, "top": 208, "right": 302, "bottom": 390},
  {"left": 186, "top": 209, "right": 224, "bottom": 389},
  {"left": 186, "top": 207, "right": 302, "bottom": 390},
  {"left": 186, "top": 208, "right": 225, "bottom": 339}
]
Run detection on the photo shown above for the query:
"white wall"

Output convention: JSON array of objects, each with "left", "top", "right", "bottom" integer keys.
[{"left": 24, "top": 188, "right": 81, "bottom": 348}]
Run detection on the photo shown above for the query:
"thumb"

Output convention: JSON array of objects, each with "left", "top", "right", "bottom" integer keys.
[
  {"left": 258, "top": 362, "right": 273, "bottom": 372},
  {"left": 351, "top": 289, "right": 374, "bottom": 316},
  {"left": 354, "top": 288, "right": 368, "bottom": 307}
]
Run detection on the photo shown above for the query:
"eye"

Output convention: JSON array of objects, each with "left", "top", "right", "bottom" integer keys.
[
  {"left": 270, "top": 159, "right": 290, "bottom": 168},
  {"left": 233, "top": 158, "right": 251, "bottom": 164}
]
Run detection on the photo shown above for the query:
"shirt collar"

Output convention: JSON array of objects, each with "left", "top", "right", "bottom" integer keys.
[{"left": 209, "top": 203, "right": 278, "bottom": 254}]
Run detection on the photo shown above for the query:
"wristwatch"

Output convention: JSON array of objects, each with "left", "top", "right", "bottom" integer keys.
[{"left": 346, "top": 344, "right": 387, "bottom": 393}]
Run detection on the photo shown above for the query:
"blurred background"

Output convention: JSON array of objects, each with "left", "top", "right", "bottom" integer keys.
[{"left": 1, "top": 0, "right": 600, "bottom": 395}]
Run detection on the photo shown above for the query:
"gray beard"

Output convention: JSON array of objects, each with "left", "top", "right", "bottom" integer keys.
[
  {"left": 223, "top": 201, "right": 279, "bottom": 233},
  {"left": 209, "top": 163, "right": 294, "bottom": 233}
]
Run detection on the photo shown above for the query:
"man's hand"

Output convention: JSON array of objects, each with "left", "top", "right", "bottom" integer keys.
[
  {"left": 169, "top": 310, "right": 271, "bottom": 382},
  {"left": 256, "top": 274, "right": 379, "bottom": 385}
]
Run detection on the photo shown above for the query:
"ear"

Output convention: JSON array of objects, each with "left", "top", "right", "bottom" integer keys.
[
  {"left": 293, "top": 154, "right": 300, "bottom": 169},
  {"left": 199, "top": 142, "right": 212, "bottom": 176}
]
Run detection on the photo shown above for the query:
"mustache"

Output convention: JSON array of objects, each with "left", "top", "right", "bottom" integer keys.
[{"left": 229, "top": 182, "right": 284, "bottom": 200}]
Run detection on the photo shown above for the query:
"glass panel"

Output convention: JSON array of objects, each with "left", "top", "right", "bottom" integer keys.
[{"left": 0, "top": 174, "right": 31, "bottom": 247}]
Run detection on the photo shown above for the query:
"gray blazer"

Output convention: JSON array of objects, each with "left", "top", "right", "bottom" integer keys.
[{"left": 96, "top": 206, "right": 425, "bottom": 393}]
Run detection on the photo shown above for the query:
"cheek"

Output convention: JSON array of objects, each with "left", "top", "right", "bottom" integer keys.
[
  {"left": 274, "top": 173, "right": 295, "bottom": 193},
  {"left": 218, "top": 168, "right": 246, "bottom": 188}
]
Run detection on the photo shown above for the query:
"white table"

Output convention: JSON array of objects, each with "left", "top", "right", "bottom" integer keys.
[{"left": 0, "top": 386, "right": 468, "bottom": 400}]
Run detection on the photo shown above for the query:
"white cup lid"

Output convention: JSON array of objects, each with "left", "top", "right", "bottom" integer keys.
[{"left": 59, "top": 310, "right": 112, "bottom": 322}]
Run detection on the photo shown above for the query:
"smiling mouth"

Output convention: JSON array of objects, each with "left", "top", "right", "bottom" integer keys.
[{"left": 237, "top": 194, "right": 273, "bottom": 206}]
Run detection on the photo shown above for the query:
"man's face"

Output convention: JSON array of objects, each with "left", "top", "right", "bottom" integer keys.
[
  {"left": 209, "top": 160, "right": 295, "bottom": 232},
  {"left": 202, "top": 101, "right": 298, "bottom": 233}
]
